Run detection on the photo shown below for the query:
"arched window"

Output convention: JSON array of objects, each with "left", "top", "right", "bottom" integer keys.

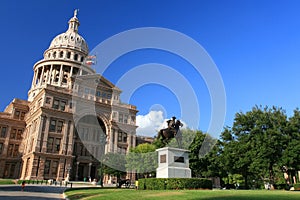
[
  {"left": 53, "top": 52, "right": 56, "bottom": 58},
  {"left": 74, "top": 54, "right": 78, "bottom": 61},
  {"left": 59, "top": 51, "right": 63, "bottom": 58},
  {"left": 67, "top": 52, "right": 71, "bottom": 59}
]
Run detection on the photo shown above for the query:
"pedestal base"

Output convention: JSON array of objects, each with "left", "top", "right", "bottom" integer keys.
[
  {"left": 156, "top": 166, "right": 191, "bottom": 178},
  {"left": 156, "top": 147, "right": 191, "bottom": 178}
]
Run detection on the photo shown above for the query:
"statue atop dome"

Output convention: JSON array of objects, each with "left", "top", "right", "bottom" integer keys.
[{"left": 74, "top": 9, "right": 79, "bottom": 18}]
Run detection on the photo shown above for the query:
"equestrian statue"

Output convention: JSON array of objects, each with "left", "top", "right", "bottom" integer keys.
[{"left": 157, "top": 116, "right": 183, "bottom": 149}]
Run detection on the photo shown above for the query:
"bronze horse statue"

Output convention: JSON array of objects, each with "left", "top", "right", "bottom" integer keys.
[{"left": 157, "top": 119, "right": 183, "bottom": 148}]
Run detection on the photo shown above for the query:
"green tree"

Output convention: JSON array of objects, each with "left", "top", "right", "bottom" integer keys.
[
  {"left": 188, "top": 130, "right": 213, "bottom": 177},
  {"left": 281, "top": 109, "right": 300, "bottom": 183},
  {"left": 100, "top": 152, "right": 127, "bottom": 186},
  {"left": 126, "top": 143, "right": 157, "bottom": 178},
  {"left": 219, "top": 106, "right": 288, "bottom": 188}
]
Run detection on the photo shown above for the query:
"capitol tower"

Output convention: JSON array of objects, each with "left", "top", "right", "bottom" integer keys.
[{"left": 0, "top": 10, "right": 139, "bottom": 183}]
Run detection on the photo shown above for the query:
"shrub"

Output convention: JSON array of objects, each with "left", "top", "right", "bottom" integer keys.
[
  {"left": 273, "top": 184, "right": 289, "bottom": 190},
  {"left": 0, "top": 179, "right": 15, "bottom": 185},
  {"left": 138, "top": 178, "right": 212, "bottom": 190},
  {"left": 294, "top": 183, "right": 300, "bottom": 191}
]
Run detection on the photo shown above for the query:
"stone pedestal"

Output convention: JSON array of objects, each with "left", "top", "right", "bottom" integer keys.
[{"left": 156, "top": 147, "right": 191, "bottom": 178}]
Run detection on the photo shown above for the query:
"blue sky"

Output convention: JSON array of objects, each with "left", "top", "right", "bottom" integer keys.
[{"left": 1, "top": 0, "right": 300, "bottom": 137}]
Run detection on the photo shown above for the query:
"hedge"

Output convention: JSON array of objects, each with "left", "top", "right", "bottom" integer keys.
[
  {"left": 273, "top": 183, "right": 289, "bottom": 190},
  {"left": 294, "top": 183, "right": 300, "bottom": 190},
  {"left": 138, "top": 178, "right": 212, "bottom": 190}
]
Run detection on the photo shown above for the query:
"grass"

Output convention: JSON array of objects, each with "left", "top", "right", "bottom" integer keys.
[
  {"left": 64, "top": 188, "right": 300, "bottom": 200},
  {"left": 0, "top": 179, "right": 15, "bottom": 185}
]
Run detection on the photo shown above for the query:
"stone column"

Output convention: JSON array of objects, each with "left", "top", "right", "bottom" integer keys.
[
  {"left": 39, "top": 66, "right": 45, "bottom": 86},
  {"left": 88, "top": 163, "right": 92, "bottom": 180},
  {"left": 114, "top": 129, "right": 118, "bottom": 153},
  {"left": 48, "top": 64, "right": 53, "bottom": 84},
  {"left": 31, "top": 69, "right": 38, "bottom": 88},
  {"left": 75, "top": 161, "right": 80, "bottom": 181},
  {"left": 127, "top": 134, "right": 131, "bottom": 153},
  {"left": 67, "top": 122, "right": 74, "bottom": 155},
  {"left": 58, "top": 65, "right": 63, "bottom": 86},
  {"left": 35, "top": 116, "right": 44, "bottom": 152},
  {"left": 60, "top": 120, "right": 68, "bottom": 154},
  {"left": 133, "top": 135, "right": 136, "bottom": 148},
  {"left": 109, "top": 128, "right": 114, "bottom": 152},
  {"left": 2, "top": 126, "right": 12, "bottom": 156},
  {"left": 41, "top": 117, "right": 50, "bottom": 153},
  {"left": 69, "top": 66, "right": 74, "bottom": 89}
]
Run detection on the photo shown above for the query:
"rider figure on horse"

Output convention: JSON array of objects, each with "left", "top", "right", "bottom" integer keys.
[
  {"left": 167, "top": 116, "right": 176, "bottom": 130},
  {"left": 157, "top": 116, "right": 183, "bottom": 148}
]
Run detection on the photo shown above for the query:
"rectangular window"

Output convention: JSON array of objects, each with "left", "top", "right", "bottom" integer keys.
[
  {"left": 60, "top": 101, "right": 66, "bottom": 111},
  {"left": 9, "top": 164, "right": 16, "bottom": 177},
  {"left": 20, "top": 112, "right": 25, "bottom": 120},
  {"left": 7, "top": 144, "right": 13, "bottom": 157},
  {"left": 124, "top": 115, "right": 128, "bottom": 124},
  {"left": 118, "top": 131, "right": 122, "bottom": 142},
  {"left": 123, "top": 133, "right": 127, "bottom": 143},
  {"left": 14, "top": 111, "right": 20, "bottom": 119},
  {"left": 17, "top": 129, "right": 23, "bottom": 140},
  {"left": 47, "top": 137, "right": 54, "bottom": 152},
  {"left": 52, "top": 99, "right": 67, "bottom": 111},
  {"left": 49, "top": 120, "right": 56, "bottom": 132},
  {"left": 53, "top": 99, "right": 59, "bottom": 109},
  {"left": 69, "top": 101, "right": 73, "bottom": 109},
  {"left": 131, "top": 116, "right": 136, "bottom": 124},
  {"left": 13, "top": 145, "right": 19, "bottom": 157},
  {"left": 54, "top": 138, "right": 61, "bottom": 153},
  {"left": 46, "top": 97, "right": 51, "bottom": 104},
  {"left": 4, "top": 164, "right": 9, "bottom": 177},
  {"left": 96, "top": 91, "right": 101, "bottom": 97},
  {"left": 44, "top": 160, "right": 51, "bottom": 175},
  {"left": 112, "top": 112, "right": 117, "bottom": 119},
  {"left": 51, "top": 161, "right": 59, "bottom": 176},
  {"left": 0, "top": 127, "right": 6, "bottom": 138},
  {"left": 119, "top": 114, "right": 123, "bottom": 123},
  {"left": 57, "top": 121, "right": 63, "bottom": 133},
  {"left": 10, "top": 129, "right": 17, "bottom": 139}
]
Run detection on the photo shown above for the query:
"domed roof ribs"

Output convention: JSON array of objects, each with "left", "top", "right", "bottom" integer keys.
[{"left": 68, "top": 9, "right": 80, "bottom": 33}]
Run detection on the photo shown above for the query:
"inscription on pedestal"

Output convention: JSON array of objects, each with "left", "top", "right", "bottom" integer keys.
[
  {"left": 160, "top": 154, "right": 166, "bottom": 163},
  {"left": 174, "top": 156, "right": 184, "bottom": 163}
]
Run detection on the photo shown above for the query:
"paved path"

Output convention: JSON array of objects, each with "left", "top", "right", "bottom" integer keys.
[{"left": 0, "top": 185, "right": 66, "bottom": 200}]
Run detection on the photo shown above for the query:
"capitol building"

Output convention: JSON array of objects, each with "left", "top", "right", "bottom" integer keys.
[{"left": 0, "top": 11, "right": 144, "bottom": 182}]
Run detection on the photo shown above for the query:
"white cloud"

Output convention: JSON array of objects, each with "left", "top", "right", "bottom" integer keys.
[{"left": 136, "top": 111, "right": 188, "bottom": 137}]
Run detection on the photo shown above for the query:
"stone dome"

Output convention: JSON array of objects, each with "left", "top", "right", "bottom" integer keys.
[{"left": 48, "top": 10, "right": 89, "bottom": 55}]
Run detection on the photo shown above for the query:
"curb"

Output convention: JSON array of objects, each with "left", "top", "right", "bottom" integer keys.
[{"left": 63, "top": 192, "right": 69, "bottom": 200}]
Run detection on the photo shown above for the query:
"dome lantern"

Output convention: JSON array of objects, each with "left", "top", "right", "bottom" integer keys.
[
  {"left": 46, "top": 9, "right": 89, "bottom": 56},
  {"left": 68, "top": 9, "right": 80, "bottom": 33}
]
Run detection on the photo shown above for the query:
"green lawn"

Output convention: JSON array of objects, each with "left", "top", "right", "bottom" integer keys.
[
  {"left": 0, "top": 179, "right": 15, "bottom": 185},
  {"left": 65, "top": 188, "right": 299, "bottom": 200}
]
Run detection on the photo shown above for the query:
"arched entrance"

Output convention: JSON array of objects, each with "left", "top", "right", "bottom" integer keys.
[{"left": 73, "top": 115, "right": 107, "bottom": 181}]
